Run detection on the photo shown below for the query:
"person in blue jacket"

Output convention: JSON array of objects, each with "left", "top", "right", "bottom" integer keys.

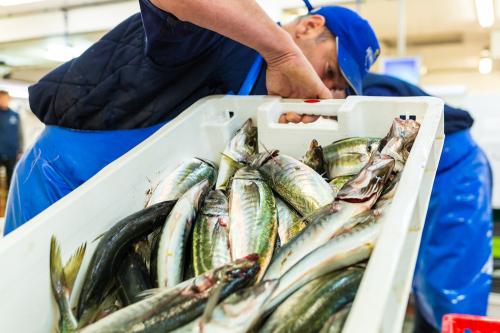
[
  {"left": 4, "top": 0, "right": 380, "bottom": 235},
  {"left": 362, "top": 73, "right": 493, "bottom": 333},
  {"left": 0, "top": 90, "right": 22, "bottom": 190}
]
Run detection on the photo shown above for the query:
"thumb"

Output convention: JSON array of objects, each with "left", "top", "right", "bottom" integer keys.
[{"left": 316, "top": 84, "right": 333, "bottom": 99}]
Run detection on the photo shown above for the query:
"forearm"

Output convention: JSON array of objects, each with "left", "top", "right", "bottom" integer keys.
[{"left": 150, "top": 0, "right": 296, "bottom": 62}]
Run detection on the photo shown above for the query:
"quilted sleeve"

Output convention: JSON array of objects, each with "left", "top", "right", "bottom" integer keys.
[{"left": 139, "top": 0, "right": 223, "bottom": 67}]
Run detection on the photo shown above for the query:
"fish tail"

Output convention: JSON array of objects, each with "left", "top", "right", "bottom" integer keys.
[{"left": 50, "top": 236, "right": 79, "bottom": 332}]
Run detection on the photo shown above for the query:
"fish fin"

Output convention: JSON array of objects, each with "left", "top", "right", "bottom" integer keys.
[
  {"left": 50, "top": 236, "right": 79, "bottom": 331},
  {"left": 249, "top": 149, "right": 279, "bottom": 168},
  {"left": 49, "top": 236, "right": 67, "bottom": 299},
  {"left": 220, "top": 153, "right": 245, "bottom": 169},
  {"left": 200, "top": 282, "right": 224, "bottom": 324},
  {"left": 63, "top": 242, "right": 87, "bottom": 294},
  {"left": 91, "top": 232, "right": 105, "bottom": 243}
]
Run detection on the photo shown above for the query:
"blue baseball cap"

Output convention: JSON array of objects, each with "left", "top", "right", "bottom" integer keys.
[{"left": 303, "top": 1, "right": 380, "bottom": 95}]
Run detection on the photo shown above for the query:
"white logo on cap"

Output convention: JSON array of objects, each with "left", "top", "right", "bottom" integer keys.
[{"left": 365, "top": 47, "right": 375, "bottom": 70}]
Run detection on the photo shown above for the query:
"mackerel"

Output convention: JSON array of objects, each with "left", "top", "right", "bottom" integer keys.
[{"left": 157, "top": 180, "right": 210, "bottom": 288}]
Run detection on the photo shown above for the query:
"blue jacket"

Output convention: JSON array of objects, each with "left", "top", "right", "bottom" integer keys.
[
  {"left": 362, "top": 72, "right": 492, "bottom": 329},
  {"left": 28, "top": 0, "right": 267, "bottom": 130},
  {"left": 0, "top": 108, "right": 22, "bottom": 158},
  {"left": 363, "top": 73, "right": 473, "bottom": 134}
]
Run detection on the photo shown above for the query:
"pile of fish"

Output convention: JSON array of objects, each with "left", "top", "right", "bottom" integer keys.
[{"left": 49, "top": 117, "right": 420, "bottom": 333}]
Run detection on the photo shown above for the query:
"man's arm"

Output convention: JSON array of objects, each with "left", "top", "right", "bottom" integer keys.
[{"left": 150, "top": 0, "right": 332, "bottom": 99}]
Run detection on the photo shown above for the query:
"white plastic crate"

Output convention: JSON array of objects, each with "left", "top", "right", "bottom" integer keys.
[{"left": 0, "top": 95, "right": 444, "bottom": 333}]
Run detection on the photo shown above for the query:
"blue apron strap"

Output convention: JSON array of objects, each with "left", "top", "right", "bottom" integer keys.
[
  {"left": 303, "top": 0, "right": 314, "bottom": 12},
  {"left": 237, "top": 54, "right": 264, "bottom": 96}
]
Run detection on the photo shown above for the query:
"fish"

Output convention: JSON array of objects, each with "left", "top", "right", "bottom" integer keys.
[
  {"left": 157, "top": 180, "right": 210, "bottom": 288},
  {"left": 319, "top": 303, "right": 353, "bottom": 333},
  {"left": 378, "top": 118, "right": 420, "bottom": 172},
  {"left": 49, "top": 236, "right": 86, "bottom": 333},
  {"left": 375, "top": 171, "right": 402, "bottom": 209},
  {"left": 193, "top": 279, "right": 279, "bottom": 333},
  {"left": 260, "top": 267, "right": 363, "bottom": 333},
  {"left": 79, "top": 255, "right": 260, "bottom": 333},
  {"left": 193, "top": 190, "right": 232, "bottom": 276},
  {"left": 329, "top": 175, "right": 354, "bottom": 196},
  {"left": 302, "top": 139, "right": 325, "bottom": 176},
  {"left": 263, "top": 154, "right": 394, "bottom": 282},
  {"left": 275, "top": 197, "right": 305, "bottom": 246},
  {"left": 229, "top": 167, "right": 277, "bottom": 281},
  {"left": 322, "top": 137, "right": 380, "bottom": 179},
  {"left": 148, "top": 158, "right": 216, "bottom": 207},
  {"left": 216, "top": 119, "right": 258, "bottom": 191},
  {"left": 148, "top": 227, "right": 163, "bottom": 287},
  {"left": 264, "top": 214, "right": 380, "bottom": 311},
  {"left": 253, "top": 151, "right": 334, "bottom": 216},
  {"left": 77, "top": 200, "right": 176, "bottom": 320},
  {"left": 117, "top": 251, "right": 152, "bottom": 306}
]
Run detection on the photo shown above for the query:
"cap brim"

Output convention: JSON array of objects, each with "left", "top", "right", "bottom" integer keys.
[{"left": 337, "top": 38, "right": 363, "bottom": 95}]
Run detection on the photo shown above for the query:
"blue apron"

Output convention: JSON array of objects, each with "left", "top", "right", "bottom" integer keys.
[
  {"left": 413, "top": 129, "right": 493, "bottom": 329},
  {"left": 4, "top": 55, "right": 264, "bottom": 235}
]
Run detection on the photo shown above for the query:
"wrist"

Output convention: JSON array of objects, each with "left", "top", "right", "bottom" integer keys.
[{"left": 259, "top": 29, "right": 299, "bottom": 66}]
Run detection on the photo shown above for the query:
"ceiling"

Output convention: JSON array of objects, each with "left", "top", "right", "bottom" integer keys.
[{"left": 0, "top": 0, "right": 499, "bottom": 82}]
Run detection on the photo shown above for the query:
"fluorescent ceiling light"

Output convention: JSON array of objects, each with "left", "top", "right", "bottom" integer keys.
[
  {"left": 0, "top": 0, "right": 44, "bottom": 6},
  {"left": 479, "top": 57, "right": 493, "bottom": 74},
  {"left": 475, "top": 0, "right": 495, "bottom": 28}
]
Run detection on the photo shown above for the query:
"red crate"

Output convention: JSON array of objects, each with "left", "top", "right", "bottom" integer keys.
[{"left": 442, "top": 314, "right": 500, "bottom": 333}]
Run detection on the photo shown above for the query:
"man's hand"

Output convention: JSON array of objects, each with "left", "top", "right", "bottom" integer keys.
[
  {"left": 265, "top": 45, "right": 333, "bottom": 99},
  {"left": 155, "top": 0, "right": 332, "bottom": 100}
]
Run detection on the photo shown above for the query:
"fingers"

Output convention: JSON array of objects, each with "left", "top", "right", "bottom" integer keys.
[
  {"left": 278, "top": 113, "right": 321, "bottom": 124},
  {"left": 302, "top": 115, "right": 320, "bottom": 123},
  {"left": 285, "top": 112, "right": 302, "bottom": 123}
]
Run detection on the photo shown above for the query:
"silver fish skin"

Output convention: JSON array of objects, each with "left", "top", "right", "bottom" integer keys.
[
  {"left": 216, "top": 119, "right": 258, "bottom": 191},
  {"left": 276, "top": 197, "right": 305, "bottom": 246},
  {"left": 264, "top": 215, "right": 380, "bottom": 312},
  {"left": 157, "top": 179, "right": 211, "bottom": 288},
  {"left": 193, "top": 190, "right": 232, "bottom": 276},
  {"left": 261, "top": 268, "right": 362, "bottom": 333},
  {"left": 263, "top": 155, "right": 394, "bottom": 281},
  {"left": 256, "top": 153, "right": 335, "bottom": 216},
  {"left": 148, "top": 158, "right": 216, "bottom": 207},
  {"left": 322, "top": 137, "right": 380, "bottom": 179},
  {"left": 229, "top": 167, "right": 277, "bottom": 281},
  {"left": 194, "top": 280, "right": 279, "bottom": 333},
  {"left": 79, "top": 256, "right": 260, "bottom": 333}
]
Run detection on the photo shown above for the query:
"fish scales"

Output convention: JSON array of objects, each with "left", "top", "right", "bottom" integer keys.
[
  {"left": 230, "top": 168, "right": 277, "bottom": 281},
  {"left": 259, "top": 154, "right": 334, "bottom": 216},
  {"left": 193, "top": 190, "right": 231, "bottom": 275}
]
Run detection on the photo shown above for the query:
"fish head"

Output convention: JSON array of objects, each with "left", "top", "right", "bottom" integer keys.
[
  {"left": 228, "top": 119, "right": 258, "bottom": 161},
  {"left": 302, "top": 139, "right": 325, "bottom": 175},
  {"left": 183, "top": 179, "right": 211, "bottom": 210},
  {"left": 379, "top": 119, "right": 420, "bottom": 163},
  {"left": 336, "top": 153, "right": 395, "bottom": 204},
  {"left": 215, "top": 254, "right": 260, "bottom": 285}
]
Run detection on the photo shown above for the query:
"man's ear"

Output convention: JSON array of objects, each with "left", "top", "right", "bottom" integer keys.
[{"left": 295, "top": 15, "right": 327, "bottom": 39}]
